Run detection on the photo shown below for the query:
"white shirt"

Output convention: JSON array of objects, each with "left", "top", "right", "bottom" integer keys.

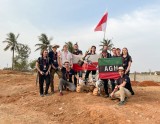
[{"left": 60, "top": 51, "right": 73, "bottom": 65}]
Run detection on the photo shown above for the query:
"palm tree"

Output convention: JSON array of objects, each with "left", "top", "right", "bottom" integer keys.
[
  {"left": 65, "top": 41, "right": 74, "bottom": 53},
  {"left": 99, "top": 39, "right": 114, "bottom": 51},
  {"left": 3, "top": 32, "right": 20, "bottom": 70},
  {"left": 35, "top": 33, "right": 52, "bottom": 52}
]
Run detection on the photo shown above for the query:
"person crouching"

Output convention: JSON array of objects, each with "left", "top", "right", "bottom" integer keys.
[
  {"left": 58, "top": 61, "right": 76, "bottom": 96},
  {"left": 110, "top": 67, "right": 134, "bottom": 105}
]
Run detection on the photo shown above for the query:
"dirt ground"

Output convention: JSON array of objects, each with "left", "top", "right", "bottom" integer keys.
[{"left": 0, "top": 70, "right": 160, "bottom": 124}]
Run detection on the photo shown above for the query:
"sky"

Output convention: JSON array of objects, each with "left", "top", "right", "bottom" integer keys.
[{"left": 0, "top": 0, "right": 160, "bottom": 72}]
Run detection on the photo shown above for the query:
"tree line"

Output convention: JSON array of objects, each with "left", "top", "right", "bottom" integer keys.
[{"left": 2, "top": 32, "right": 113, "bottom": 71}]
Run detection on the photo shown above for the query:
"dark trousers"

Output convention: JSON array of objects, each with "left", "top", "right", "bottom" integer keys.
[
  {"left": 102, "top": 79, "right": 109, "bottom": 95},
  {"left": 126, "top": 71, "right": 130, "bottom": 76},
  {"left": 85, "top": 70, "right": 96, "bottom": 79},
  {"left": 110, "top": 79, "right": 115, "bottom": 91},
  {"left": 39, "top": 73, "right": 50, "bottom": 95}
]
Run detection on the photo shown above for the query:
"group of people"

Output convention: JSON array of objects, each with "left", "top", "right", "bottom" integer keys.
[{"left": 36, "top": 43, "right": 134, "bottom": 105}]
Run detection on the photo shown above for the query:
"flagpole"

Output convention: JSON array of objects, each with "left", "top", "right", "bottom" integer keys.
[{"left": 103, "top": 31, "right": 106, "bottom": 40}]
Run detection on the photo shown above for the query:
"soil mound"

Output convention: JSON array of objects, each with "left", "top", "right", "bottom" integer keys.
[{"left": 138, "top": 81, "right": 160, "bottom": 87}]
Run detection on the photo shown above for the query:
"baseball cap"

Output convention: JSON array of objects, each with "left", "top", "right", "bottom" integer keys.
[
  {"left": 52, "top": 44, "right": 60, "bottom": 48},
  {"left": 118, "top": 66, "right": 124, "bottom": 70}
]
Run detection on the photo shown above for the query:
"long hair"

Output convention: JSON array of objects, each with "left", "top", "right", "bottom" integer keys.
[
  {"left": 41, "top": 49, "right": 48, "bottom": 57},
  {"left": 62, "top": 44, "right": 68, "bottom": 52},
  {"left": 90, "top": 45, "right": 96, "bottom": 54},
  {"left": 121, "top": 47, "right": 129, "bottom": 56}
]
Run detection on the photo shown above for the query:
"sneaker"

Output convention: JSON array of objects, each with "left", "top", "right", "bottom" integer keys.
[
  {"left": 40, "top": 94, "right": 44, "bottom": 97},
  {"left": 124, "top": 97, "right": 128, "bottom": 102},
  {"left": 110, "top": 97, "right": 117, "bottom": 100},
  {"left": 59, "top": 92, "right": 63, "bottom": 96},
  {"left": 104, "top": 94, "right": 109, "bottom": 98},
  {"left": 66, "top": 87, "right": 69, "bottom": 91},
  {"left": 83, "top": 79, "right": 88, "bottom": 83},
  {"left": 45, "top": 93, "right": 49, "bottom": 96},
  {"left": 51, "top": 91, "right": 54, "bottom": 94},
  {"left": 118, "top": 101, "right": 126, "bottom": 106},
  {"left": 92, "top": 78, "right": 96, "bottom": 82}
]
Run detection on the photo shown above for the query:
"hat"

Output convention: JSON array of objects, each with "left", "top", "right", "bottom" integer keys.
[
  {"left": 102, "top": 50, "right": 107, "bottom": 53},
  {"left": 52, "top": 44, "right": 59, "bottom": 48},
  {"left": 118, "top": 66, "right": 124, "bottom": 70},
  {"left": 64, "top": 60, "right": 70, "bottom": 64}
]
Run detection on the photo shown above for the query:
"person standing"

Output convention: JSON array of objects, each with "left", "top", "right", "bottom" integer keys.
[
  {"left": 49, "top": 44, "right": 62, "bottom": 93},
  {"left": 73, "top": 43, "right": 83, "bottom": 55},
  {"left": 111, "top": 47, "right": 117, "bottom": 57},
  {"left": 84, "top": 45, "right": 97, "bottom": 83},
  {"left": 100, "top": 49, "right": 112, "bottom": 97},
  {"left": 122, "top": 47, "right": 132, "bottom": 76},
  {"left": 58, "top": 61, "right": 76, "bottom": 96},
  {"left": 102, "top": 45, "right": 112, "bottom": 58},
  {"left": 110, "top": 47, "right": 117, "bottom": 92},
  {"left": 116, "top": 48, "right": 121, "bottom": 57},
  {"left": 72, "top": 43, "right": 83, "bottom": 86},
  {"left": 36, "top": 49, "right": 51, "bottom": 97},
  {"left": 60, "top": 44, "right": 73, "bottom": 67},
  {"left": 110, "top": 66, "right": 134, "bottom": 105}
]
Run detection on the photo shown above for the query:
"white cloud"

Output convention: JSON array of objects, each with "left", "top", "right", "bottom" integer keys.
[
  {"left": 0, "top": 2, "right": 160, "bottom": 73},
  {"left": 107, "top": 6, "right": 160, "bottom": 72}
]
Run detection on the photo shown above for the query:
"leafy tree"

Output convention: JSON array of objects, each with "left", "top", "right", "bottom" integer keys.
[
  {"left": 14, "top": 44, "right": 31, "bottom": 71},
  {"left": 65, "top": 41, "right": 74, "bottom": 53},
  {"left": 29, "top": 59, "right": 37, "bottom": 70},
  {"left": 3, "top": 33, "right": 20, "bottom": 70},
  {"left": 35, "top": 33, "right": 52, "bottom": 52},
  {"left": 99, "top": 39, "right": 114, "bottom": 51}
]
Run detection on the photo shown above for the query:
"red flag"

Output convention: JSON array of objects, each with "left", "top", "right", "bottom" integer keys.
[
  {"left": 72, "top": 54, "right": 99, "bottom": 71},
  {"left": 94, "top": 12, "right": 108, "bottom": 32}
]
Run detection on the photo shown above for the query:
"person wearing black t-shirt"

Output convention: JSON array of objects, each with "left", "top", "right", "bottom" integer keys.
[
  {"left": 73, "top": 43, "right": 83, "bottom": 55},
  {"left": 111, "top": 47, "right": 117, "bottom": 57},
  {"left": 72, "top": 43, "right": 83, "bottom": 86},
  {"left": 49, "top": 44, "right": 62, "bottom": 93},
  {"left": 100, "top": 49, "right": 111, "bottom": 97},
  {"left": 116, "top": 48, "right": 121, "bottom": 57},
  {"left": 109, "top": 47, "right": 119, "bottom": 92},
  {"left": 110, "top": 67, "right": 134, "bottom": 105},
  {"left": 122, "top": 47, "right": 132, "bottom": 76},
  {"left": 36, "top": 49, "right": 51, "bottom": 97},
  {"left": 58, "top": 61, "right": 76, "bottom": 96}
]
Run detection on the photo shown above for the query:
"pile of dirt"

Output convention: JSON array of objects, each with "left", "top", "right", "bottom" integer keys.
[
  {"left": 0, "top": 70, "right": 33, "bottom": 75},
  {"left": 131, "top": 81, "right": 139, "bottom": 86},
  {"left": 138, "top": 81, "right": 160, "bottom": 87}
]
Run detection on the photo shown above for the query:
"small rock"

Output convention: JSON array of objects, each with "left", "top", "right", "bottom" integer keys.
[
  {"left": 59, "top": 107, "right": 63, "bottom": 110},
  {"left": 126, "top": 120, "right": 131, "bottom": 123},
  {"left": 135, "top": 112, "right": 138, "bottom": 114}
]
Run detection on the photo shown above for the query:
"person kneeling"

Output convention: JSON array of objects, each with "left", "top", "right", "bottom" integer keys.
[
  {"left": 110, "top": 67, "right": 134, "bottom": 105},
  {"left": 58, "top": 61, "right": 76, "bottom": 96}
]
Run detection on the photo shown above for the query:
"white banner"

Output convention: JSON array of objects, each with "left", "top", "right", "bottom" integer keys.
[{"left": 72, "top": 54, "right": 101, "bottom": 64}]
